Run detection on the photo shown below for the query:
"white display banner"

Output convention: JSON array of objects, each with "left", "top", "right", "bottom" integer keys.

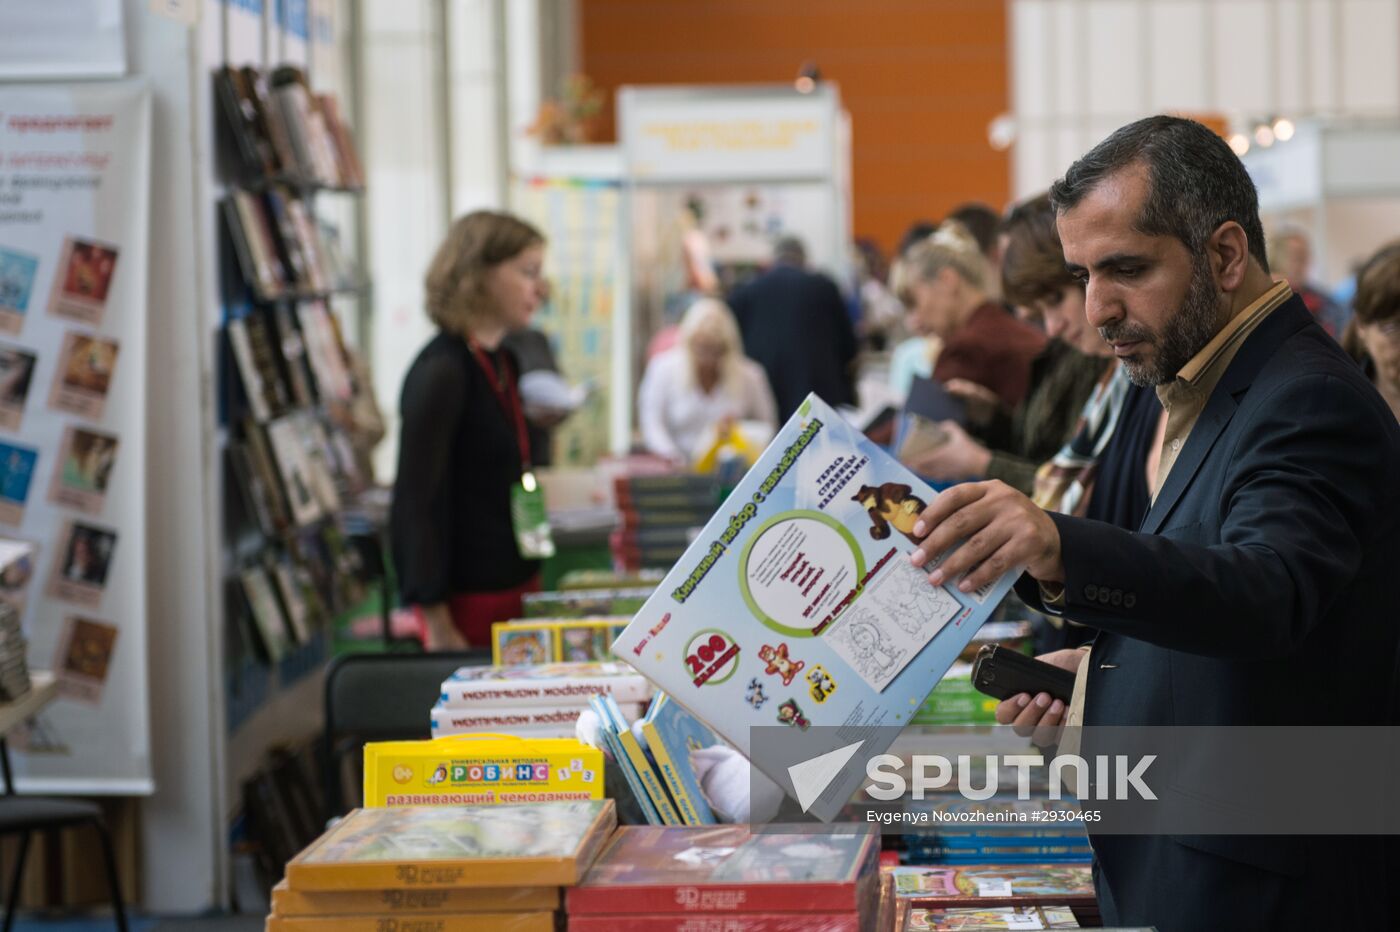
[
  {"left": 620, "top": 87, "right": 836, "bottom": 183},
  {"left": 0, "top": 1, "right": 126, "bottom": 79},
  {"left": 0, "top": 84, "right": 153, "bottom": 794}
]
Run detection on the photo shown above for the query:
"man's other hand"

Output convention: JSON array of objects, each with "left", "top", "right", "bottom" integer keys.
[{"left": 993, "top": 648, "right": 1086, "bottom": 747}]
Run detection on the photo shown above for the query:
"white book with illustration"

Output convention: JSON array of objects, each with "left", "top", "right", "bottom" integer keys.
[{"left": 613, "top": 393, "right": 1021, "bottom": 821}]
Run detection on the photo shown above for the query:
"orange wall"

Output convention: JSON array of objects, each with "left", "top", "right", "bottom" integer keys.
[{"left": 578, "top": 0, "right": 1010, "bottom": 254}]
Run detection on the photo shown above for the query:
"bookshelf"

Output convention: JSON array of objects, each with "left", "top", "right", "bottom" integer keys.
[{"left": 211, "top": 62, "right": 385, "bottom": 789}]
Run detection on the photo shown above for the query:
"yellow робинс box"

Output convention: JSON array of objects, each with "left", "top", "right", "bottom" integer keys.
[{"left": 362, "top": 734, "right": 605, "bottom": 807}]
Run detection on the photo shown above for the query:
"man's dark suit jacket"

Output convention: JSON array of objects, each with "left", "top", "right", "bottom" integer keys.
[
  {"left": 1016, "top": 294, "right": 1400, "bottom": 931},
  {"left": 728, "top": 263, "right": 857, "bottom": 422}
]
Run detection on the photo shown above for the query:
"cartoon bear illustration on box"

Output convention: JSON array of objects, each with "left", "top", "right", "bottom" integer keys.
[
  {"left": 852, "top": 482, "right": 928, "bottom": 545},
  {"left": 759, "top": 643, "right": 805, "bottom": 686}
]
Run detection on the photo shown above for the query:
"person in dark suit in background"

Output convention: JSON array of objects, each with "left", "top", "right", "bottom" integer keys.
[
  {"left": 908, "top": 116, "right": 1400, "bottom": 931},
  {"left": 727, "top": 236, "right": 857, "bottom": 421}
]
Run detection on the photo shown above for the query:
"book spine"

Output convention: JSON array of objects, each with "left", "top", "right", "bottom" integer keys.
[
  {"left": 437, "top": 677, "right": 651, "bottom": 708},
  {"left": 611, "top": 528, "right": 697, "bottom": 547},
  {"left": 640, "top": 721, "right": 703, "bottom": 826},
  {"left": 615, "top": 491, "right": 717, "bottom": 509},
  {"left": 567, "top": 883, "right": 862, "bottom": 915},
  {"left": 564, "top": 914, "right": 861, "bottom": 932},
  {"left": 286, "top": 858, "right": 562, "bottom": 892},
  {"left": 614, "top": 725, "right": 682, "bottom": 826},
  {"left": 426, "top": 704, "right": 590, "bottom": 731},
  {"left": 590, "top": 697, "right": 661, "bottom": 825},
  {"left": 426, "top": 701, "right": 642, "bottom": 737},
  {"left": 615, "top": 476, "right": 717, "bottom": 494},
  {"left": 271, "top": 884, "right": 559, "bottom": 916},
  {"left": 902, "top": 893, "right": 1098, "bottom": 910},
  {"left": 267, "top": 911, "right": 554, "bottom": 932},
  {"left": 618, "top": 510, "right": 714, "bottom": 529}
]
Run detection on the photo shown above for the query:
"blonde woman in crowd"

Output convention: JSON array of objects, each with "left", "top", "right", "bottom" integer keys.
[
  {"left": 637, "top": 297, "right": 777, "bottom": 463},
  {"left": 894, "top": 221, "right": 1046, "bottom": 410}
]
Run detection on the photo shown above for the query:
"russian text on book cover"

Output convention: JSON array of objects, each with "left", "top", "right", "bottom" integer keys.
[{"left": 614, "top": 394, "right": 1020, "bottom": 821}]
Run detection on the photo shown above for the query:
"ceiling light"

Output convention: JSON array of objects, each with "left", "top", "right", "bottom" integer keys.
[
  {"left": 1272, "top": 117, "right": 1295, "bottom": 142},
  {"left": 987, "top": 113, "right": 1016, "bottom": 151},
  {"left": 1254, "top": 124, "right": 1275, "bottom": 147},
  {"left": 1228, "top": 133, "right": 1250, "bottom": 156}
]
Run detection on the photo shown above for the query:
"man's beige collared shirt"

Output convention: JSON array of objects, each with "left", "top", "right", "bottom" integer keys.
[
  {"left": 1049, "top": 282, "right": 1294, "bottom": 744},
  {"left": 1150, "top": 281, "right": 1293, "bottom": 500}
]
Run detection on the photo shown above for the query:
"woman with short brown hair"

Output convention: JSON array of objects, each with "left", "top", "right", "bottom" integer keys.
[
  {"left": 1345, "top": 241, "right": 1400, "bottom": 422},
  {"left": 390, "top": 211, "right": 547, "bottom": 648}
]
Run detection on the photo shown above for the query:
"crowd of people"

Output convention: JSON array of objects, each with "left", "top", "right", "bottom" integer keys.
[
  {"left": 385, "top": 125, "right": 1400, "bottom": 652},
  {"left": 382, "top": 115, "right": 1399, "bottom": 929}
]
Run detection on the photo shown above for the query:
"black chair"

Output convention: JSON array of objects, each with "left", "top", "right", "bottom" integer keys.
[
  {"left": 321, "top": 649, "right": 492, "bottom": 821},
  {"left": 0, "top": 738, "right": 127, "bottom": 931}
]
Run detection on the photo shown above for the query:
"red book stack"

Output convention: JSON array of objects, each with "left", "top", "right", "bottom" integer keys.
[{"left": 566, "top": 825, "right": 882, "bottom": 931}]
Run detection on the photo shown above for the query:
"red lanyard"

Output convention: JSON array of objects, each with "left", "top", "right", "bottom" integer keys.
[{"left": 467, "top": 339, "right": 531, "bottom": 470}]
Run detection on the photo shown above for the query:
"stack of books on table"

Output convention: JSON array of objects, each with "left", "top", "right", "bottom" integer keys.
[
  {"left": 609, "top": 474, "right": 719, "bottom": 572},
  {"left": 565, "top": 824, "right": 882, "bottom": 930},
  {"left": 0, "top": 602, "right": 30, "bottom": 701},
  {"left": 267, "top": 800, "right": 615, "bottom": 931},
  {"left": 556, "top": 567, "right": 665, "bottom": 590},
  {"left": 430, "top": 661, "right": 652, "bottom": 738},
  {"left": 888, "top": 863, "right": 1098, "bottom": 930},
  {"left": 0, "top": 541, "right": 33, "bottom": 701},
  {"left": 492, "top": 617, "right": 631, "bottom": 666},
  {"left": 889, "top": 862, "right": 1095, "bottom": 903},
  {"left": 362, "top": 734, "right": 604, "bottom": 808},
  {"left": 522, "top": 587, "right": 654, "bottom": 618},
  {"left": 902, "top": 904, "right": 1083, "bottom": 930}
]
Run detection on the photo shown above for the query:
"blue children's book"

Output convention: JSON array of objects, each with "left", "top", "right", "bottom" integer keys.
[
  {"left": 613, "top": 393, "right": 1021, "bottom": 821},
  {"left": 589, "top": 693, "right": 683, "bottom": 825},
  {"left": 640, "top": 693, "right": 720, "bottom": 825},
  {"left": 601, "top": 693, "right": 682, "bottom": 826}
]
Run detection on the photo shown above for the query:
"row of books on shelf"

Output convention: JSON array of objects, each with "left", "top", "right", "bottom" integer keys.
[
  {"left": 224, "top": 188, "right": 360, "bottom": 302},
  {"left": 521, "top": 585, "right": 653, "bottom": 618},
  {"left": 229, "top": 525, "right": 369, "bottom": 664},
  {"left": 554, "top": 568, "right": 666, "bottom": 591},
  {"left": 216, "top": 65, "right": 364, "bottom": 190},
  {"left": 610, "top": 473, "right": 720, "bottom": 572},
  {"left": 227, "top": 410, "right": 364, "bottom": 539},
  {"left": 226, "top": 300, "right": 355, "bottom": 421},
  {"left": 241, "top": 743, "right": 326, "bottom": 887}
]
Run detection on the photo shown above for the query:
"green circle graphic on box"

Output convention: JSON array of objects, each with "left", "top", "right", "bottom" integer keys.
[
  {"left": 683, "top": 628, "right": 740, "bottom": 687},
  {"left": 739, "top": 509, "right": 866, "bottom": 639}
]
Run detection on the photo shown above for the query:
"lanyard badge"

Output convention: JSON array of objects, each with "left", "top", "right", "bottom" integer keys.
[{"left": 470, "top": 340, "right": 555, "bottom": 560}]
